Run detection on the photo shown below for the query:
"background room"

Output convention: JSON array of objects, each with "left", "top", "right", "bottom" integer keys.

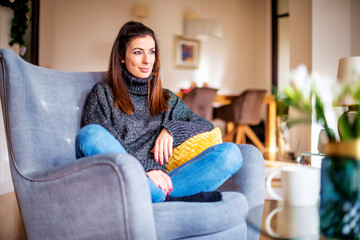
[
  {"left": 1, "top": 0, "right": 360, "bottom": 239},
  {"left": 38, "top": 0, "right": 271, "bottom": 94}
]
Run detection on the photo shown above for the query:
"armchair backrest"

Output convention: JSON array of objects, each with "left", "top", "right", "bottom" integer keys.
[{"left": 0, "top": 49, "right": 104, "bottom": 175}]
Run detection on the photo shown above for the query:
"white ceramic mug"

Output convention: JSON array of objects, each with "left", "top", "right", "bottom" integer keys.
[
  {"left": 266, "top": 165, "right": 320, "bottom": 207},
  {"left": 265, "top": 205, "right": 319, "bottom": 238}
]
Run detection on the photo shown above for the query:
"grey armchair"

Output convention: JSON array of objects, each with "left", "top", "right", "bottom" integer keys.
[{"left": 0, "top": 48, "right": 265, "bottom": 240}]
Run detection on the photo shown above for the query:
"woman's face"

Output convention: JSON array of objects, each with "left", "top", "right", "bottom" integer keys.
[{"left": 123, "top": 35, "right": 156, "bottom": 79}]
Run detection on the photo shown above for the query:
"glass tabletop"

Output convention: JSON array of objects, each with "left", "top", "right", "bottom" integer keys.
[{"left": 247, "top": 200, "right": 322, "bottom": 239}]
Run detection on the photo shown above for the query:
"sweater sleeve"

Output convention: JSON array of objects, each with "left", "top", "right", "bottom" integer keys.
[
  {"left": 82, "top": 82, "right": 119, "bottom": 140},
  {"left": 162, "top": 90, "right": 214, "bottom": 147}
]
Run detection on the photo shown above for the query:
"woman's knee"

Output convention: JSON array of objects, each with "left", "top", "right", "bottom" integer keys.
[
  {"left": 76, "top": 124, "right": 105, "bottom": 156},
  {"left": 75, "top": 124, "right": 125, "bottom": 158},
  {"left": 76, "top": 124, "right": 105, "bottom": 147},
  {"left": 217, "top": 142, "right": 243, "bottom": 173},
  {"left": 77, "top": 124, "right": 107, "bottom": 139}
]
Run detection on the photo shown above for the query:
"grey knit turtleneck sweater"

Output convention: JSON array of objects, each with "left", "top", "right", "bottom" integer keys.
[{"left": 82, "top": 69, "right": 214, "bottom": 172}]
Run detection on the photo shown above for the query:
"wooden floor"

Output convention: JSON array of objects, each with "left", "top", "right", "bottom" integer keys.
[{"left": 0, "top": 192, "right": 26, "bottom": 240}]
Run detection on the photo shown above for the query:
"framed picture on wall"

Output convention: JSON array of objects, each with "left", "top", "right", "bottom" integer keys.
[{"left": 174, "top": 36, "right": 200, "bottom": 68}]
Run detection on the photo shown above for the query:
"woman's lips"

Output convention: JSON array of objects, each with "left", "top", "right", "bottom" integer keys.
[{"left": 139, "top": 67, "right": 149, "bottom": 72}]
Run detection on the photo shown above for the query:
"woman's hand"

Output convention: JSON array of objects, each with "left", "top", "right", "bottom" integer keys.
[
  {"left": 151, "top": 128, "right": 173, "bottom": 165},
  {"left": 147, "top": 170, "right": 173, "bottom": 194}
]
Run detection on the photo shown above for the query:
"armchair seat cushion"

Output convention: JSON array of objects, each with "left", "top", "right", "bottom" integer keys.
[{"left": 153, "top": 192, "right": 248, "bottom": 240}]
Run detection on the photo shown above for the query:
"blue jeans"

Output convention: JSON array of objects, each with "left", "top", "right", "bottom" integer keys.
[{"left": 75, "top": 124, "right": 243, "bottom": 203}]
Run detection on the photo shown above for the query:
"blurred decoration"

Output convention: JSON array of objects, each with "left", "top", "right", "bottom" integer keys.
[
  {"left": 132, "top": 4, "right": 149, "bottom": 20},
  {"left": 280, "top": 62, "right": 360, "bottom": 240},
  {"left": 183, "top": 12, "right": 222, "bottom": 39},
  {"left": 337, "top": 56, "right": 360, "bottom": 106},
  {"left": 338, "top": 56, "right": 360, "bottom": 82},
  {"left": 174, "top": 36, "right": 200, "bottom": 68},
  {"left": 0, "top": 0, "right": 31, "bottom": 49},
  {"left": 335, "top": 56, "right": 360, "bottom": 141}
]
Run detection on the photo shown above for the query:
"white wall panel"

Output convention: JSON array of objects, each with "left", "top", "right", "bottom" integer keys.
[{"left": 0, "top": 6, "right": 13, "bottom": 195}]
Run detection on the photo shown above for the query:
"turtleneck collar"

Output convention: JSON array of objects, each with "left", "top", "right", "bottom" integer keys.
[{"left": 122, "top": 67, "right": 151, "bottom": 96}]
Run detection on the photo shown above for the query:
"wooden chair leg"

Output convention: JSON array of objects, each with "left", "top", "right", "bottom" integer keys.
[
  {"left": 277, "top": 116, "right": 285, "bottom": 155},
  {"left": 244, "top": 125, "right": 265, "bottom": 153},
  {"left": 226, "top": 122, "right": 234, "bottom": 134},
  {"left": 224, "top": 122, "right": 236, "bottom": 142},
  {"left": 235, "top": 125, "right": 246, "bottom": 144},
  {"left": 224, "top": 129, "right": 236, "bottom": 142}
]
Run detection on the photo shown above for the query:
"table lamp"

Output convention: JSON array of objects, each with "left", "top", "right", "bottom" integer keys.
[
  {"left": 337, "top": 56, "right": 360, "bottom": 140},
  {"left": 336, "top": 56, "right": 360, "bottom": 108}
]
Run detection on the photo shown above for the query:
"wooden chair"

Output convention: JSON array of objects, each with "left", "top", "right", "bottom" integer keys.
[
  {"left": 214, "top": 89, "right": 267, "bottom": 153},
  {"left": 182, "top": 87, "right": 218, "bottom": 121}
]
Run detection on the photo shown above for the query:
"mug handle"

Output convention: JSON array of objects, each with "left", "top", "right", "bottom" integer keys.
[
  {"left": 265, "top": 207, "right": 283, "bottom": 238},
  {"left": 266, "top": 169, "right": 283, "bottom": 201}
]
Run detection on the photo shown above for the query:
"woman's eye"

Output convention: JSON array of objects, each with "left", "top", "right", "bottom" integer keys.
[
  {"left": 149, "top": 50, "right": 155, "bottom": 55},
  {"left": 134, "top": 51, "right": 142, "bottom": 55}
]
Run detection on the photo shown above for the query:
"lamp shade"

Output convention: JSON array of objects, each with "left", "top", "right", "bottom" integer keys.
[
  {"left": 337, "top": 56, "right": 360, "bottom": 106},
  {"left": 337, "top": 56, "right": 360, "bottom": 82},
  {"left": 184, "top": 18, "right": 222, "bottom": 39}
]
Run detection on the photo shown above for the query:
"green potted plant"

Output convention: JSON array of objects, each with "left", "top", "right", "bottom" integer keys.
[
  {"left": 280, "top": 63, "right": 360, "bottom": 239},
  {"left": 0, "top": 0, "right": 31, "bottom": 55}
]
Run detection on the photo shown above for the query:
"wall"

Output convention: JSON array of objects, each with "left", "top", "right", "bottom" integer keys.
[
  {"left": 278, "top": 17, "right": 289, "bottom": 92},
  {"left": 277, "top": 0, "right": 290, "bottom": 92},
  {"left": 312, "top": 0, "right": 351, "bottom": 80},
  {"left": 289, "top": 0, "right": 312, "bottom": 72},
  {"left": 0, "top": 6, "right": 13, "bottom": 195},
  {"left": 288, "top": 0, "right": 312, "bottom": 155},
  {"left": 351, "top": 0, "right": 360, "bottom": 56},
  {"left": 39, "top": 0, "right": 271, "bottom": 95},
  {"left": 311, "top": 0, "right": 354, "bottom": 152}
]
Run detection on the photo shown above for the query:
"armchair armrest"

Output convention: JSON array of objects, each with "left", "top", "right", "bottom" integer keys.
[
  {"left": 218, "top": 144, "right": 265, "bottom": 207},
  {"left": 13, "top": 153, "right": 156, "bottom": 240},
  {"left": 218, "top": 144, "right": 265, "bottom": 240}
]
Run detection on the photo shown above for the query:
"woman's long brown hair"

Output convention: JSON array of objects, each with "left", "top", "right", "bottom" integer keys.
[{"left": 107, "top": 21, "right": 170, "bottom": 116}]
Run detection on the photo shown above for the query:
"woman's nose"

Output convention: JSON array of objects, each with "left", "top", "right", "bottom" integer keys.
[{"left": 143, "top": 54, "right": 150, "bottom": 64}]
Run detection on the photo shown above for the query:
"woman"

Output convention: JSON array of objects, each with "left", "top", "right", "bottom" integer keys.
[{"left": 75, "top": 21, "right": 243, "bottom": 203}]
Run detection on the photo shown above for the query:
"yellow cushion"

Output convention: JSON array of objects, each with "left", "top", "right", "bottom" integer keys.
[{"left": 165, "top": 127, "right": 223, "bottom": 172}]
